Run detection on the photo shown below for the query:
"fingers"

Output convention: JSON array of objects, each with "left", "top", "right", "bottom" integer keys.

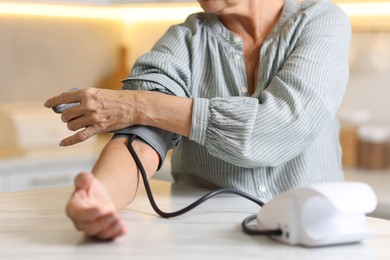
[
  {"left": 59, "top": 126, "right": 99, "bottom": 146},
  {"left": 66, "top": 197, "right": 126, "bottom": 240},
  {"left": 69, "top": 208, "right": 127, "bottom": 240},
  {"left": 60, "top": 94, "right": 100, "bottom": 124},
  {"left": 74, "top": 172, "right": 93, "bottom": 191},
  {"left": 44, "top": 89, "right": 83, "bottom": 108},
  {"left": 47, "top": 87, "right": 131, "bottom": 146},
  {"left": 64, "top": 111, "right": 95, "bottom": 131},
  {"left": 61, "top": 106, "right": 84, "bottom": 124},
  {"left": 65, "top": 172, "right": 126, "bottom": 240},
  {"left": 66, "top": 206, "right": 105, "bottom": 224},
  {"left": 95, "top": 218, "right": 127, "bottom": 240},
  {"left": 79, "top": 213, "right": 127, "bottom": 240}
]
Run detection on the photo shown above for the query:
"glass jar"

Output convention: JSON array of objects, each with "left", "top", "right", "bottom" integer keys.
[
  {"left": 339, "top": 110, "right": 372, "bottom": 168},
  {"left": 358, "top": 125, "right": 390, "bottom": 170}
]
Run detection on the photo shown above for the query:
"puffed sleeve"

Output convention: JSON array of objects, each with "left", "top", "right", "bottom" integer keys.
[{"left": 190, "top": 3, "right": 351, "bottom": 167}]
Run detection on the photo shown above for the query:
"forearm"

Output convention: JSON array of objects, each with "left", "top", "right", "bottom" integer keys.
[
  {"left": 134, "top": 91, "right": 193, "bottom": 138},
  {"left": 91, "top": 137, "right": 159, "bottom": 210}
]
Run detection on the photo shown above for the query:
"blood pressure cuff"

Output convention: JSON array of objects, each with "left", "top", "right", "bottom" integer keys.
[{"left": 112, "top": 125, "right": 179, "bottom": 171}]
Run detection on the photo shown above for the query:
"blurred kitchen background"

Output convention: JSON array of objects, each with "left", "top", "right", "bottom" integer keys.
[{"left": 0, "top": 0, "right": 390, "bottom": 218}]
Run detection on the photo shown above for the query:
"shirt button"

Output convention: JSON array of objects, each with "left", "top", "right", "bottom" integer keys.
[
  {"left": 233, "top": 36, "right": 241, "bottom": 44},
  {"left": 241, "top": 87, "right": 248, "bottom": 94},
  {"left": 233, "top": 54, "right": 241, "bottom": 61},
  {"left": 258, "top": 185, "right": 266, "bottom": 192}
]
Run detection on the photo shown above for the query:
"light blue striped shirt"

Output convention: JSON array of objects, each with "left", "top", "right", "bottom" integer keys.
[{"left": 119, "top": 0, "right": 351, "bottom": 199}]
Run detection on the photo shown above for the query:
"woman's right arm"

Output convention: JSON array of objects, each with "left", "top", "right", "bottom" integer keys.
[{"left": 65, "top": 137, "right": 160, "bottom": 240}]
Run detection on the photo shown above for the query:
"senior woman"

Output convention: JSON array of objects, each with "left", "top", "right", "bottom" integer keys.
[{"left": 45, "top": 0, "right": 351, "bottom": 240}]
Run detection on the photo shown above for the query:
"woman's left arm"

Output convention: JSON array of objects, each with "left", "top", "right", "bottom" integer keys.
[
  {"left": 189, "top": 4, "right": 352, "bottom": 167},
  {"left": 44, "top": 88, "right": 193, "bottom": 146},
  {"left": 44, "top": 21, "right": 194, "bottom": 147}
]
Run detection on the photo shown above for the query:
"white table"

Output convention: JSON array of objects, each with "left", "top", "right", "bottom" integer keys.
[{"left": 0, "top": 180, "right": 389, "bottom": 260}]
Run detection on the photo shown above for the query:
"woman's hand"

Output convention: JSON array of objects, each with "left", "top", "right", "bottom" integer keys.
[
  {"left": 44, "top": 88, "right": 139, "bottom": 146},
  {"left": 45, "top": 87, "right": 193, "bottom": 146},
  {"left": 66, "top": 172, "right": 127, "bottom": 240}
]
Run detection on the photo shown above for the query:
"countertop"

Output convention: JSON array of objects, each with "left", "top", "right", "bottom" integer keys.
[{"left": 0, "top": 179, "right": 389, "bottom": 260}]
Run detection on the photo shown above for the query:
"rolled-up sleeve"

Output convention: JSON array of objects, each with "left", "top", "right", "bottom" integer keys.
[
  {"left": 114, "top": 20, "right": 195, "bottom": 168},
  {"left": 121, "top": 23, "right": 193, "bottom": 98}
]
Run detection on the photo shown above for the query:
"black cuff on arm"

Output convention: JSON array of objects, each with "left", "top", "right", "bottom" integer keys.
[{"left": 112, "top": 125, "right": 176, "bottom": 170}]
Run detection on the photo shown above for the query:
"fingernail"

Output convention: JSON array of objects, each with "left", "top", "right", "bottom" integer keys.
[
  {"left": 90, "top": 208, "right": 102, "bottom": 218},
  {"left": 93, "top": 212, "right": 103, "bottom": 219},
  {"left": 114, "top": 223, "right": 121, "bottom": 231},
  {"left": 108, "top": 216, "right": 117, "bottom": 224}
]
